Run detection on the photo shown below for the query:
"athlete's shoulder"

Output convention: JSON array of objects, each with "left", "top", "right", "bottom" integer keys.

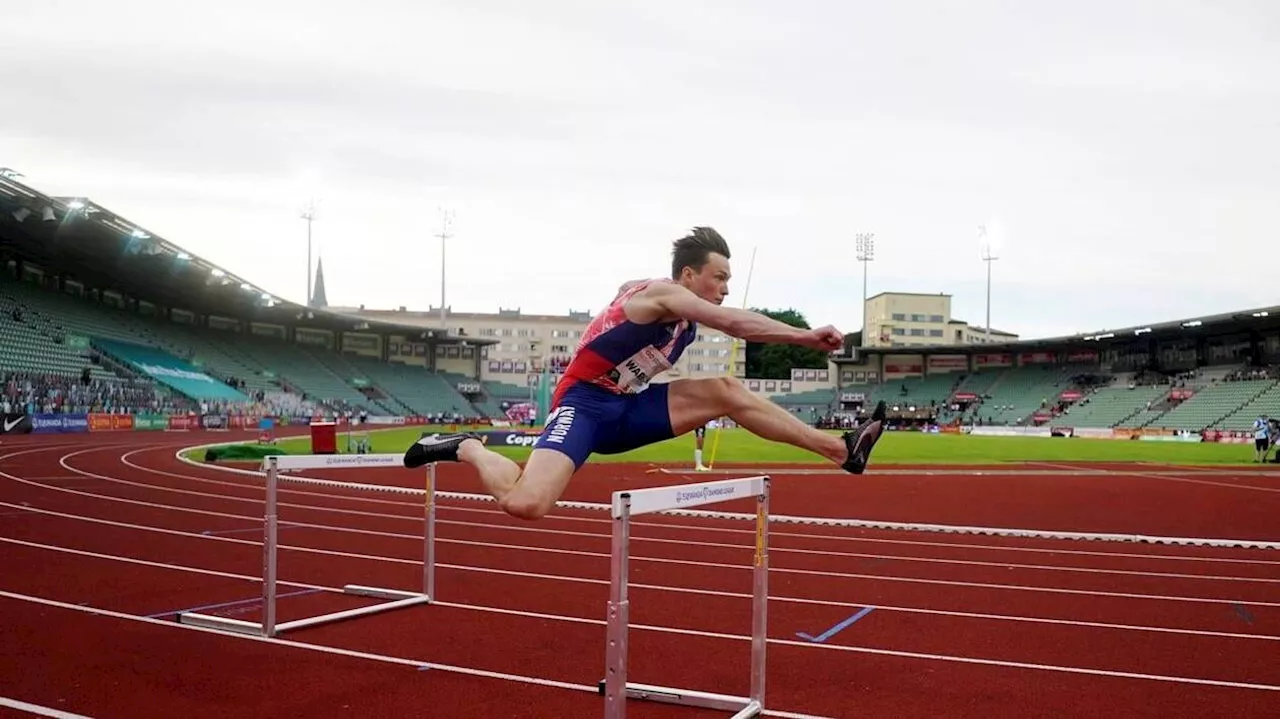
[{"left": 615, "top": 277, "right": 672, "bottom": 298}]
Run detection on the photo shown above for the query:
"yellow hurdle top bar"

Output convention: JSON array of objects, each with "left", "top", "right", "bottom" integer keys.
[
  {"left": 262, "top": 454, "right": 406, "bottom": 471},
  {"left": 612, "top": 476, "right": 768, "bottom": 518}
]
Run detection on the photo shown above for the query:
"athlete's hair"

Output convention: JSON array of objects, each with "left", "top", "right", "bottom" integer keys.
[{"left": 671, "top": 227, "right": 731, "bottom": 279}]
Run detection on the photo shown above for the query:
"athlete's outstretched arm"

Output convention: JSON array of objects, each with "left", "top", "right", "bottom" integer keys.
[{"left": 628, "top": 283, "right": 843, "bottom": 351}]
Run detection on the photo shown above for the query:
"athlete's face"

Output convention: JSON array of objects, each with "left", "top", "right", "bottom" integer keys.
[{"left": 682, "top": 252, "right": 731, "bottom": 305}]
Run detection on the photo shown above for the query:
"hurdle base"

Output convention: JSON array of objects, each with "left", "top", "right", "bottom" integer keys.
[
  {"left": 177, "top": 585, "right": 431, "bottom": 637},
  {"left": 596, "top": 681, "right": 761, "bottom": 717}
]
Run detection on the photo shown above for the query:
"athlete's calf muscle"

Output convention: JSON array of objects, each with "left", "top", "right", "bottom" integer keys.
[{"left": 500, "top": 448, "right": 576, "bottom": 520}]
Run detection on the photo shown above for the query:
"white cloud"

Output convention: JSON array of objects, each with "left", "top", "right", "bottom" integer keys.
[{"left": 2, "top": 0, "right": 1278, "bottom": 341}]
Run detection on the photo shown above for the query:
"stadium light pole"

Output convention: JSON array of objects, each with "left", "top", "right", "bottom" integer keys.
[
  {"left": 435, "top": 208, "right": 454, "bottom": 331},
  {"left": 855, "top": 232, "right": 874, "bottom": 344},
  {"left": 301, "top": 201, "right": 317, "bottom": 308},
  {"left": 979, "top": 224, "right": 998, "bottom": 341}
]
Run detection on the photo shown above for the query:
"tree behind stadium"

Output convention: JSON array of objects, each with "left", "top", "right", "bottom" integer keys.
[{"left": 743, "top": 308, "right": 830, "bottom": 380}]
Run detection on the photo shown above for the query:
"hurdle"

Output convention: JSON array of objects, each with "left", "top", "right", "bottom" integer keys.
[
  {"left": 600, "top": 475, "right": 770, "bottom": 718},
  {"left": 178, "top": 454, "right": 436, "bottom": 637}
]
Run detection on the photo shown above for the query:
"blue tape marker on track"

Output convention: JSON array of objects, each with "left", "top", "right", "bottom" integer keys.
[
  {"left": 1232, "top": 603, "right": 1256, "bottom": 625},
  {"left": 145, "top": 588, "right": 322, "bottom": 619},
  {"left": 795, "top": 606, "right": 876, "bottom": 643}
]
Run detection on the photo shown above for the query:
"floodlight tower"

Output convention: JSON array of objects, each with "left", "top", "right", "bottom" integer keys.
[
  {"left": 435, "top": 208, "right": 454, "bottom": 330},
  {"left": 855, "top": 232, "right": 875, "bottom": 343},
  {"left": 301, "top": 200, "right": 317, "bottom": 308},
  {"left": 979, "top": 224, "right": 998, "bottom": 341}
]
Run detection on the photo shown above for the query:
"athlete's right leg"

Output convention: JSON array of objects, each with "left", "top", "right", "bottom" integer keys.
[
  {"left": 466, "top": 444, "right": 577, "bottom": 520},
  {"left": 403, "top": 404, "right": 600, "bottom": 520}
]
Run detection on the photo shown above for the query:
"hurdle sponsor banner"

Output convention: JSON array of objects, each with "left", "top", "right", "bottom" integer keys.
[
  {"left": 1203, "top": 429, "right": 1249, "bottom": 444},
  {"left": 30, "top": 413, "right": 89, "bottom": 434},
  {"left": 0, "top": 413, "right": 33, "bottom": 435},
  {"left": 476, "top": 429, "right": 541, "bottom": 447},
  {"left": 88, "top": 413, "right": 136, "bottom": 432},
  {"left": 132, "top": 414, "right": 169, "bottom": 431},
  {"left": 1138, "top": 433, "right": 1203, "bottom": 443},
  {"left": 968, "top": 426, "right": 1052, "bottom": 438},
  {"left": 201, "top": 414, "right": 230, "bottom": 431},
  {"left": 1073, "top": 426, "right": 1121, "bottom": 440},
  {"left": 613, "top": 475, "right": 768, "bottom": 518}
]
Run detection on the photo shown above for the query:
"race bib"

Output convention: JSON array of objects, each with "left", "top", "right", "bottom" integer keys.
[{"left": 611, "top": 345, "right": 673, "bottom": 393}]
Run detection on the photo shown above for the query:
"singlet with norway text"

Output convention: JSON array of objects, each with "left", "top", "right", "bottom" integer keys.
[{"left": 555, "top": 279, "right": 698, "bottom": 400}]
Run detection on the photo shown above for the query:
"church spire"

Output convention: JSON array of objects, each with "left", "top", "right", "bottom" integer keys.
[{"left": 310, "top": 256, "right": 328, "bottom": 308}]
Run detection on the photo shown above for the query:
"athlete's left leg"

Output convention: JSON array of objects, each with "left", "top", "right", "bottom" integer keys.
[{"left": 666, "top": 377, "right": 886, "bottom": 474}]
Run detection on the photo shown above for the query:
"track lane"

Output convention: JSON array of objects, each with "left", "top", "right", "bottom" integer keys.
[
  {"left": 3, "top": 543, "right": 1278, "bottom": 719},
  {"left": 5, "top": 493, "right": 1280, "bottom": 691},
  {"left": 0, "top": 593, "right": 689, "bottom": 719},
  {"left": 8, "top": 456, "right": 1280, "bottom": 638},
  {"left": 7, "top": 439, "right": 1280, "bottom": 718},
  {"left": 46, "top": 444, "right": 1280, "bottom": 582},
  {"left": 124, "top": 444, "right": 1280, "bottom": 566}
]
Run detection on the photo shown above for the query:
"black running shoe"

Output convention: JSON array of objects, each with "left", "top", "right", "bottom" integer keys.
[
  {"left": 403, "top": 432, "right": 481, "bottom": 468},
  {"left": 840, "top": 400, "right": 887, "bottom": 474}
]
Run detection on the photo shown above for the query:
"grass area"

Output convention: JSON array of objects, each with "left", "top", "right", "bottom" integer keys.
[{"left": 186, "top": 426, "right": 1267, "bottom": 467}]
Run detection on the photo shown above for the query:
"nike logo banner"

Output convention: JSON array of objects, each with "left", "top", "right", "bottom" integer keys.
[{"left": 0, "top": 413, "right": 33, "bottom": 435}]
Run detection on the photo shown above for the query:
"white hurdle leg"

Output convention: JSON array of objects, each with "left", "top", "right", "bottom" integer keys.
[{"left": 604, "top": 495, "right": 632, "bottom": 719}]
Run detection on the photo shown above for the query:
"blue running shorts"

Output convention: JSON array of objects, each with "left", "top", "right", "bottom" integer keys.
[{"left": 532, "top": 381, "right": 675, "bottom": 469}]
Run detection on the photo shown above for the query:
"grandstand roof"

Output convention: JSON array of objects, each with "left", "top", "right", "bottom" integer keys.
[
  {"left": 838, "top": 303, "right": 1280, "bottom": 361},
  {"left": 0, "top": 173, "right": 491, "bottom": 345}
]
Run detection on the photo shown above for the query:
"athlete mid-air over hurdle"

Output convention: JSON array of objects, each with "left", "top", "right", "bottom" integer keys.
[{"left": 404, "top": 227, "right": 888, "bottom": 520}]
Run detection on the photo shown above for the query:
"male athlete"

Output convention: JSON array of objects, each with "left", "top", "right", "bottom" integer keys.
[{"left": 404, "top": 227, "right": 888, "bottom": 520}]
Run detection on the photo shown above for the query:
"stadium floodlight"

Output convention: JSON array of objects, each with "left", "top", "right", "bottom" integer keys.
[
  {"left": 855, "top": 233, "right": 874, "bottom": 343},
  {"left": 979, "top": 223, "right": 1000, "bottom": 341},
  {"left": 301, "top": 200, "right": 317, "bottom": 308},
  {"left": 435, "top": 208, "right": 454, "bottom": 331}
]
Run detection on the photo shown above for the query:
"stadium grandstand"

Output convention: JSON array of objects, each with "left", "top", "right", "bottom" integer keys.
[
  {"left": 3, "top": 169, "right": 1280, "bottom": 447},
  {"left": 829, "top": 307, "right": 1280, "bottom": 444}
]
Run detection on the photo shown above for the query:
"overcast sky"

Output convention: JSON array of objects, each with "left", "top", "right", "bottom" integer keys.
[{"left": 4, "top": 0, "right": 1278, "bottom": 341}]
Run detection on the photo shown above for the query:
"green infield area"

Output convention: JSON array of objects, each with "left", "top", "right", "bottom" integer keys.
[{"left": 189, "top": 426, "right": 1267, "bottom": 467}]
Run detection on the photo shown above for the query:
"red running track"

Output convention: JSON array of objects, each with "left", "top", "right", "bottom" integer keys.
[{"left": 1, "top": 433, "right": 1279, "bottom": 718}]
